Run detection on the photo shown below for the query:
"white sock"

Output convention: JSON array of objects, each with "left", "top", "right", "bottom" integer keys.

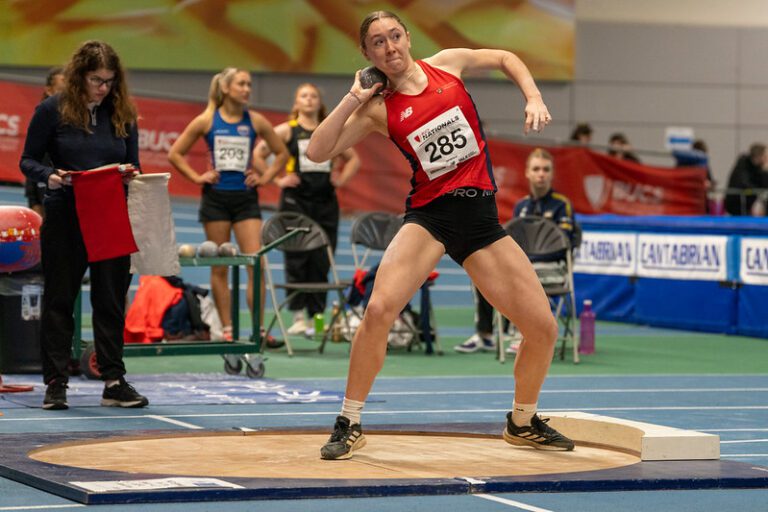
[
  {"left": 341, "top": 397, "right": 365, "bottom": 425},
  {"left": 105, "top": 379, "right": 119, "bottom": 388},
  {"left": 293, "top": 311, "right": 305, "bottom": 323},
  {"left": 512, "top": 401, "right": 537, "bottom": 427}
]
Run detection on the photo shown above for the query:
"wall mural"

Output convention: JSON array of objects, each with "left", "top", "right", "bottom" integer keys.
[{"left": 0, "top": 0, "right": 574, "bottom": 80}]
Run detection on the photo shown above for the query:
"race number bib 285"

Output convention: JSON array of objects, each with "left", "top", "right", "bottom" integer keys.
[
  {"left": 406, "top": 106, "right": 480, "bottom": 180},
  {"left": 214, "top": 135, "right": 249, "bottom": 172},
  {"left": 298, "top": 139, "right": 332, "bottom": 173}
]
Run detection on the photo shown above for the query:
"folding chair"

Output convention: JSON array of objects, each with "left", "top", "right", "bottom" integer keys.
[
  {"left": 349, "top": 212, "right": 442, "bottom": 355},
  {"left": 497, "top": 216, "right": 579, "bottom": 364},
  {"left": 349, "top": 212, "right": 401, "bottom": 269},
  {"left": 261, "top": 212, "right": 351, "bottom": 355}
]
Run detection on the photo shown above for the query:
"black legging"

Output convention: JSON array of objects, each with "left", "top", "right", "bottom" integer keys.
[
  {"left": 278, "top": 190, "right": 339, "bottom": 316},
  {"left": 40, "top": 198, "right": 131, "bottom": 384}
]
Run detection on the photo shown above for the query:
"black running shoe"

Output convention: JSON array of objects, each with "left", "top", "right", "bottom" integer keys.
[
  {"left": 263, "top": 333, "right": 285, "bottom": 350},
  {"left": 320, "top": 415, "right": 366, "bottom": 460},
  {"left": 43, "top": 380, "right": 68, "bottom": 410},
  {"left": 503, "top": 412, "right": 575, "bottom": 451},
  {"left": 257, "top": 330, "right": 285, "bottom": 350},
  {"left": 101, "top": 377, "right": 149, "bottom": 408}
]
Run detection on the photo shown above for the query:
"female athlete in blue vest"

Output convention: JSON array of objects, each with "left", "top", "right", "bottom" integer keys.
[{"left": 168, "top": 68, "right": 288, "bottom": 343}]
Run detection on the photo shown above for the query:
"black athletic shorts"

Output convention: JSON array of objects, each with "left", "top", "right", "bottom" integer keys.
[
  {"left": 404, "top": 188, "right": 507, "bottom": 265},
  {"left": 199, "top": 187, "right": 262, "bottom": 223}
]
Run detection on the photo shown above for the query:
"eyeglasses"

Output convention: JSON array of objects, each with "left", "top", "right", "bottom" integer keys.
[{"left": 87, "top": 76, "right": 116, "bottom": 88}]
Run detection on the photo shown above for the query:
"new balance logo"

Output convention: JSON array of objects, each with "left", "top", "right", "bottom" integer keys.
[{"left": 400, "top": 106, "right": 413, "bottom": 122}]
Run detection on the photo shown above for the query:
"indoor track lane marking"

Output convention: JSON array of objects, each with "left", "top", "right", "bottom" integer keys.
[
  {"left": 700, "top": 429, "right": 768, "bottom": 432},
  {"left": 0, "top": 505, "right": 84, "bottom": 511},
  {"left": 146, "top": 415, "right": 203, "bottom": 429},
  {"left": 4, "top": 405, "right": 768, "bottom": 424},
  {"left": 369, "top": 387, "right": 768, "bottom": 396},
  {"left": 475, "top": 494, "right": 555, "bottom": 511}
]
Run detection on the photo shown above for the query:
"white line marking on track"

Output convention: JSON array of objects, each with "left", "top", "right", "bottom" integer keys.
[
  {"left": 720, "top": 454, "right": 768, "bottom": 457},
  {"left": 475, "top": 494, "right": 555, "bottom": 511},
  {"left": 4, "top": 405, "right": 768, "bottom": 423},
  {"left": 0, "top": 506, "right": 84, "bottom": 510},
  {"left": 146, "top": 415, "right": 203, "bottom": 429},
  {"left": 370, "top": 387, "right": 768, "bottom": 396},
  {"left": 720, "top": 439, "right": 768, "bottom": 444},
  {"left": 459, "top": 477, "right": 486, "bottom": 484},
  {"left": 699, "top": 429, "right": 768, "bottom": 432}
]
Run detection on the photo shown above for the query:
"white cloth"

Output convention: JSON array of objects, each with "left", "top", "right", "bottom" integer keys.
[
  {"left": 128, "top": 173, "right": 180, "bottom": 276},
  {"left": 199, "top": 295, "right": 223, "bottom": 340}
]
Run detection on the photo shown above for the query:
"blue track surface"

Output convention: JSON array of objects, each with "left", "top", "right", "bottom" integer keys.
[
  {"left": 2, "top": 374, "right": 768, "bottom": 510},
  {"left": 2, "top": 185, "right": 767, "bottom": 510}
]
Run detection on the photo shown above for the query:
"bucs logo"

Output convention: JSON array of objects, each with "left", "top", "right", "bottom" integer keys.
[{"left": 584, "top": 175, "right": 610, "bottom": 210}]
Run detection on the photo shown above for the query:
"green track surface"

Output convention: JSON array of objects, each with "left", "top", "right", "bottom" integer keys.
[{"left": 122, "top": 307, "right": 768, "bottom": 378}]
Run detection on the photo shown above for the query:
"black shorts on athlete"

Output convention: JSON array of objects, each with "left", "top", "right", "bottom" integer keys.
[
  {"left": 199, "top": 187, "right": 262, "bottom": 223},
  {"left": 404, "top": 188, "right": 507, "bottom": 265}
]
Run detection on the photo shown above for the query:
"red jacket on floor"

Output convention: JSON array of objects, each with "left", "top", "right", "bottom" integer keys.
[{"left": 124, "top": 276, "right": 183, "bottom": 343}]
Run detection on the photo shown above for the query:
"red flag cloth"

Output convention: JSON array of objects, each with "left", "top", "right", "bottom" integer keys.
[{"left": 71, "top": 165, "right": 138, "bottom": 262}]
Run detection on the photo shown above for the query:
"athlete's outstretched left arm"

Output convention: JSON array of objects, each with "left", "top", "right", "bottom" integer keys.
[{"left": 427, "top": 48, "right": 551, "bottom": 134}]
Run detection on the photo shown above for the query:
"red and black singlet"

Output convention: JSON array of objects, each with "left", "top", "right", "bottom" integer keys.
[{"left": 384, "top": 60, "right": 496, "bottom": 208}]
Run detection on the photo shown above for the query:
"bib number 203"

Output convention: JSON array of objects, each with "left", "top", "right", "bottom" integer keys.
[
  {"left": 218, "top": 147, "right": 245, "bottom": 161},
  {"left": 425, "top": 129, "right": 467, "bottom": 163}
]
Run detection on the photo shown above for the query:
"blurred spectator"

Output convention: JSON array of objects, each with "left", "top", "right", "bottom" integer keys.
[
  {"left": 24, "top": 67, "right": 65, "bottom": 217},
  {"left": 673, "top": 139, "right": 715, "bottom": 213},
  {"left": 724, "top": 143, "right": 768, "bottom": 216},
  {"left": 608, "top": 132, "right": 641, "bottom": 163},
  {"left": 569, "top": 123, "right": 592, "bottom": 144}
]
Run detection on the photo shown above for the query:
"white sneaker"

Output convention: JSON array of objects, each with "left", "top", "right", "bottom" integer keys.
[
  {"left": 287, "top": 318, "right": 307, "bottom": 335},
  {"left": 454, "top": 334, "right": 495, "bottom": 353},
  {"left": 506, "top": 340, "right": 522, "bottom": 355}
]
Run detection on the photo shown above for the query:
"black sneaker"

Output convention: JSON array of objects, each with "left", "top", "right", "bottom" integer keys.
[
  {"left": 320, "top": 415, "right": 366, "bottom": 460},
  {"left": 258, "top": 330, "right": 285, "bottom": 350},
  {"left": 101, "top": 377, "right": 149, "bottom": 408},
  {"left": 503, "top": 412, "right": 575, "bottom": 451},
  {"left": 43, "top": 380, "right": 68, "bottom": 410},
  {"left": 264, "top": 333, "right": 285, "bottom": 350}
]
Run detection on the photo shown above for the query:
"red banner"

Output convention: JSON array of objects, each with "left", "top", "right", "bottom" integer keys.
[
  {"left": 487, "top": 142, "right": 707, "bottom": 219},
  {"left": 1, "top": 80, "right": 706, "bottom": 217}
]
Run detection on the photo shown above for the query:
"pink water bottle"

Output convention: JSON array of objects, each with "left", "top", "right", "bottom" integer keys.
[{"left": 579, "top": 299, "right": 596, "bottom": 355}]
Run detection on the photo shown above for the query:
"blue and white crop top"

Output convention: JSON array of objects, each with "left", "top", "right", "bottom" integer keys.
[{"left": 204, "top": 109, "right": 258, "bottom": 191}]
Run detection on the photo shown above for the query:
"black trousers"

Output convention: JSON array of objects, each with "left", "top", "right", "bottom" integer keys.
[
  {"left": 40, "top": 198, "right": 132, "bottom": 384},
  {"left": 473, "top": 286, "right": 510, "bottom": 335},
  {"left": 278, "top": 190, "right": 339, "bottom": 316}
]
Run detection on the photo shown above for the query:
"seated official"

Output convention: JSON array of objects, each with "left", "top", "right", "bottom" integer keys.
[{"left": 455, "top": 148, "right": 573, "bottom": 353}]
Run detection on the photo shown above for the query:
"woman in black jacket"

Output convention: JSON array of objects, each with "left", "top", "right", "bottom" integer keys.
[{"left": 20, "top": 41, "right": 148, "bottom": 411}]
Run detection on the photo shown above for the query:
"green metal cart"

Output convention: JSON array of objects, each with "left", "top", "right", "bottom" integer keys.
[{"left": 73, "top": 229, "right": 302, "bottom": 379}]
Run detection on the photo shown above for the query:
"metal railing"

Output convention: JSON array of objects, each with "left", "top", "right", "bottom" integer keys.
[{"left": 708, "top": 187, "right": 768, "bottom": 216}]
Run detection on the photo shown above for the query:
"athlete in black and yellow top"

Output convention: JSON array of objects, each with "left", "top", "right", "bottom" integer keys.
[{"left": 256, "top": 83, "right": 360, "bottom": 336}]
